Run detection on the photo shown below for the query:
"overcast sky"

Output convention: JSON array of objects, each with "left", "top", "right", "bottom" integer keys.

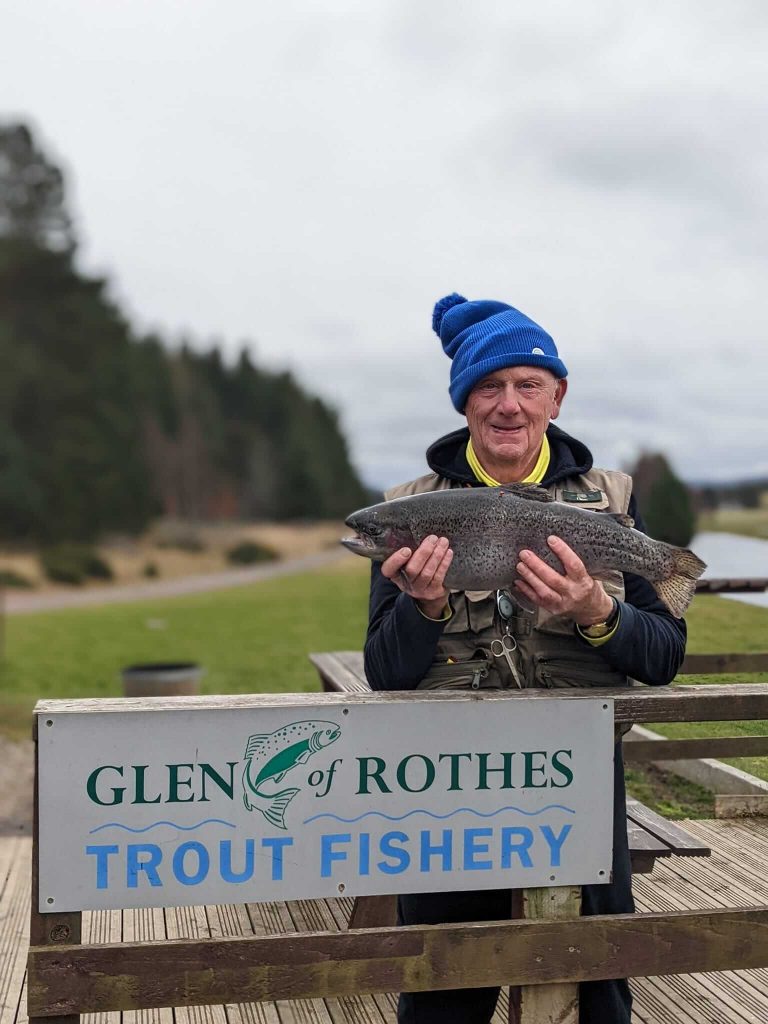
[{"left": 2, "top": 0, "right": 767, "bottom": 489}]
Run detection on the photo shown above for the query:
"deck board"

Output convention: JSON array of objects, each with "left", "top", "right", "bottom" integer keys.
[
  {"left": 4, "top": 823, "right": 768, "bottom": 1024},
  {"left": 0, "top": 838, "right": 28, "bottom": 1024}
]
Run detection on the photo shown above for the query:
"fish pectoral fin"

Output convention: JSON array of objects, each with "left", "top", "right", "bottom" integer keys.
[
  {"left": 262, "top": 788, "right": 300, "bottom": 830},
  {"left": 245, "top": 734, "right": 270, "bottom": 758},
  {"left": 296, "top": 750, "right": 311, "bottom": 764},
  {"left": 497, "top": 483, "right": 554, "bottom": 503}
]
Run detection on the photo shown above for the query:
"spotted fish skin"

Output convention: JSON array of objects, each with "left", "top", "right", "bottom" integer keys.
[{"left": 341, "top": 484, "right": 706, "bottom": 618}]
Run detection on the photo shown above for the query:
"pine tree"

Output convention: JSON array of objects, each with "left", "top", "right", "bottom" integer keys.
[{"left": 630, "top": 452, "right": 695, "bottom": 546}]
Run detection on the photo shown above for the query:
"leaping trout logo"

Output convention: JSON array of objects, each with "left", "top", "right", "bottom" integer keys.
[{"left": 242, "top": 720, "right": 341, "bottom": 829}]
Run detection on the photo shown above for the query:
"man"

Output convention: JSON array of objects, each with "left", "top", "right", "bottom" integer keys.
[{"left": 364, "top": 292, "right": 686, "bottom": 1024}]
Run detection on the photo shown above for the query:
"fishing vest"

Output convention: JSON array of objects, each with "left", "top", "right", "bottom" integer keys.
[{"left": 384, "top": 467, "right": 632, "bottom": 692}]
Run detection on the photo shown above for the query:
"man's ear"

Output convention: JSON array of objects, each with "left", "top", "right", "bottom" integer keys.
[{"left": 551, "top": 378, "right": 568, "bottom": 420}]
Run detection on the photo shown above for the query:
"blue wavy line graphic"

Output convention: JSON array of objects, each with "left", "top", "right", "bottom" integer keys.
[
  {"left": 89, "top": 819, "right": 236, "bottom": 835},
  {"left": 302, "top": 805, "right": 575, "bottom": 826}
]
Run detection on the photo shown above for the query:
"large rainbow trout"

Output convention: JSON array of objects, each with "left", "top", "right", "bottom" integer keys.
[{"left": 342, "top": 484, "right": 706, "bottom": 618}]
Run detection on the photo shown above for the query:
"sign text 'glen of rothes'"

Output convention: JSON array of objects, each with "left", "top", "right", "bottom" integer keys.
[{"left": 37, "top": 696, "right": 615, "bottom": 911}]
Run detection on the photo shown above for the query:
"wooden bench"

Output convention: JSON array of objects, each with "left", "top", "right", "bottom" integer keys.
[{"left": 309, "top": 651, "right": 712, "bottom": 879}]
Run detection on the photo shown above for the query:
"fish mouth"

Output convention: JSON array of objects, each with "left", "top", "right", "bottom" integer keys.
[{"left": 340, "top": 533, "right": 375, "bottom": 555}]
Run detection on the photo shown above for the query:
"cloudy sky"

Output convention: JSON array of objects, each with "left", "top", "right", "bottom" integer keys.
[{"left": 2, "top": 1, "right": 767, "bottom": 489}]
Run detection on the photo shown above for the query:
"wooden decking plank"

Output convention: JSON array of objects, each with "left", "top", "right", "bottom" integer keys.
[
  {"left": 683, "top": 819, "right": 768, "bottom": 871},
  {"left": 287, "top": 901, "right": 380, "bottom": 1024},
  {"left": 82, "top": 908, "right": 122, "bottom": 1024},
  {"left": 122, "top": 907, "right": 173, "bottom": 1024},
  {"left": 692, "top": 969, "right": 768, "bottom": 1022},
  {"left": 636, "top": 857, "right": 754, "bottom": 912},
  {"left": 206, "top": 903, "right": 280, "bottom": 1024},
  {"left": 224, "top": 1001, "right": 279, "bottom": 1024},
  {"left": 245, "top": 901, "right": 333, "bottom": 1024},
  {"left": 630, "top": 820, "right": 768, "bottom": 1023},
  {"left": 679, "top": 819, "right": 768, "bottom": 877},
  {"left": 663, "top": 847, "right": 768, "bottom": 907},
  {"left": 0, "top": 839, "right": 30, "bottom": 1024},
  {"left": 633, "top": 821, "right": 768, "bottom": 912},
  {"left": 634, "top": 976, "right": 734, "bottom": 1024},
  {"left": 164, "top": 905, "right": 227, "bottom": 1024},
  {"left": 647, "top": 970, "right": 762, "bottom": 1024}
]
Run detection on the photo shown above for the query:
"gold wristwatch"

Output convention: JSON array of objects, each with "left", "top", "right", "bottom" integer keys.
[{"left": 580, "top": 598, "right": 619, "bottom": 639}]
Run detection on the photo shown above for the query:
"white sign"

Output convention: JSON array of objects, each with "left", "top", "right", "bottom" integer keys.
[{"left": 37, "top": 696, "right": 615, "bottom": 912}]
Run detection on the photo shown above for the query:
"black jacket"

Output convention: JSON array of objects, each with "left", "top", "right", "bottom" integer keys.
[{"left": 364, "top": 424, "right": 687, "bottom": 690}]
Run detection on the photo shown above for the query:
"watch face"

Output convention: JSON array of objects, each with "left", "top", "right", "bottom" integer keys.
[{"left": 585, "top": 623, "right": 608, "bottom": 636}]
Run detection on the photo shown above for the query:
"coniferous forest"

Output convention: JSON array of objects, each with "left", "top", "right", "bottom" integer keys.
[{"left": 0, "top": 123, "right": 369, "bottom": 543}]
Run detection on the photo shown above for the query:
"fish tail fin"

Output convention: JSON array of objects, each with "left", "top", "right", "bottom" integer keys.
[
  {"left": 262, "top": 788, "right": 300, "bottom": 830},
  {"left": 653, "top": 547, "right": 708, "bottom": 618}
]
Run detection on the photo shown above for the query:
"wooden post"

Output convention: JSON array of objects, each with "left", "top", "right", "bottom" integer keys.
[
  {"left": 28, "top": 714, "right": 82, "bottom": 1024},
  {"left": 514, "top": 886, "right": 581, "bottom": 1024}
]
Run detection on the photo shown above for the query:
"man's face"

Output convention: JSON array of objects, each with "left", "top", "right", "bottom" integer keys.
[{"left": 464, "top": 365, "right": 567, "bottom": 474}]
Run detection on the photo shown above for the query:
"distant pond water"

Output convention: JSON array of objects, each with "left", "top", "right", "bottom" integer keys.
[{"left": 692, "top": 531, "right": 768, "bottom": 609}]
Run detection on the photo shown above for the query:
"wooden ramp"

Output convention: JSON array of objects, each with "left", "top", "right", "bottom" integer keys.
[{"left": 4, "top": 822, "right": 768, "bottom": 1024}]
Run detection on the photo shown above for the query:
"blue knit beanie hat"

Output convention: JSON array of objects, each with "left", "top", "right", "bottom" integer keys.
[{"left": 432, "top": 293, "right": 568, "bottom": 412}]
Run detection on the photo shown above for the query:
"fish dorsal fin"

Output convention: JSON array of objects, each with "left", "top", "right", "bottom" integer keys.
[
  {"left": 497, "top": 483, "right": 554, "bottom": 503},
  {"left": 600, "top": 511, "right": 635, "bottom": 528},
  {"left": 244, "top": 734, "right": 270, "bottom": 759}
]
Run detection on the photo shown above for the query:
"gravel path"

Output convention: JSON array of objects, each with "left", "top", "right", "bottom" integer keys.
[
  {"left": 4, "top": 548, "right": 347, "bottom": 614},
  {"left": 0, "top": 735, "right": 33, "bottom": 836}
]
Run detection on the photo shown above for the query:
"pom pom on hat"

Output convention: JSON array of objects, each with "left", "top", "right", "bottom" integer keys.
[
  {"left": 432, "top": 291, "right": 568, "bottom": 412},
  {"left": 432, "top": 293, "right": 468, "bottom": 336}
]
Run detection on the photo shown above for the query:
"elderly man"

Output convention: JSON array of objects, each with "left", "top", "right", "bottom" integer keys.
[{"left": 364, "top": 293, "right": 686, "bottom": 1024}]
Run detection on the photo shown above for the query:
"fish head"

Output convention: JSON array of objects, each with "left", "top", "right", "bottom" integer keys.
[
  {"left": 310, "top": 722, "right": 342, "bottom": 752},
  {"left": 341, "top": 500, "right": 417, "bottom": 562}
]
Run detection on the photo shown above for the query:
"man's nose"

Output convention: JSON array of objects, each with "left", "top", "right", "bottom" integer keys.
[{"left": 496, "top": 384, "right": 521, "bottom": 413}]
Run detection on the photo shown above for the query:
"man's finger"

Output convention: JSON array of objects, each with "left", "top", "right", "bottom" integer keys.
[
  {"left": 430, "top": 547, "right": 454, "bottom": 588},
  {"left": 405, "top": 535, "right": 442, "bottom": 577},
  {"left": 546, "top": 535, "right": 588, "bottom": 577},
  {"left": 518, "top": 549, "right": 568, "bottom": 592},
  {"left": 419, "top": 537, "right": 451, "bottom": 584},
  {"left": 381, "top": 547, "right": 412, "bottom": 580},
  {"left": 516, "top": 560, "right": 560, "bottom": 602}
]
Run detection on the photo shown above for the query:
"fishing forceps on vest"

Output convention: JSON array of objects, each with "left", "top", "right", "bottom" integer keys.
[{"left": 491, "top": 589, "right": 524, "bottom": 689}]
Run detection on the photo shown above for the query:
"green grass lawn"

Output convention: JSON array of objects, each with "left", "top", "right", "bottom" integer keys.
[
  {"left": 697, "top": 505, "right": 768, "bottom": 540},
  {"left": 1, "top": 564, "right": 767, "bottom": 798},
  {"left": 0, "top": 562, "right": 372, "bottom": 740},
  {"left": 648, "top": 596, "right": 768, "bottom": 783}
]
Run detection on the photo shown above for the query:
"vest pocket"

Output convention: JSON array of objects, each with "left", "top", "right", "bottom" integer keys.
[
  {"left": 534, "top": 649, "right": 628, "bottom": 689},
  {"left": 418, "top": 655, "right": 501, "bottom": 691}
]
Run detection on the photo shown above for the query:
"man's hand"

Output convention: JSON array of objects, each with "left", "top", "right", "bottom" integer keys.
[
  {"left": 515, "top": 535, "right": 615, "bottom": 626},
  {"left": 381, "top": 535, "right": 453, "bottom": 619}
]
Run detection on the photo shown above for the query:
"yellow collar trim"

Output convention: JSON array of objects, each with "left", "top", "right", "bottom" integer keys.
[{"left": 466, "top": 434, "right": 551, "bottom": 486}]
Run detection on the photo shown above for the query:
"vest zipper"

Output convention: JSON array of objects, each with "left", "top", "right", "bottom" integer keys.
[{"left": 470, "top": 665, "right": 488, "bottom": 689}]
